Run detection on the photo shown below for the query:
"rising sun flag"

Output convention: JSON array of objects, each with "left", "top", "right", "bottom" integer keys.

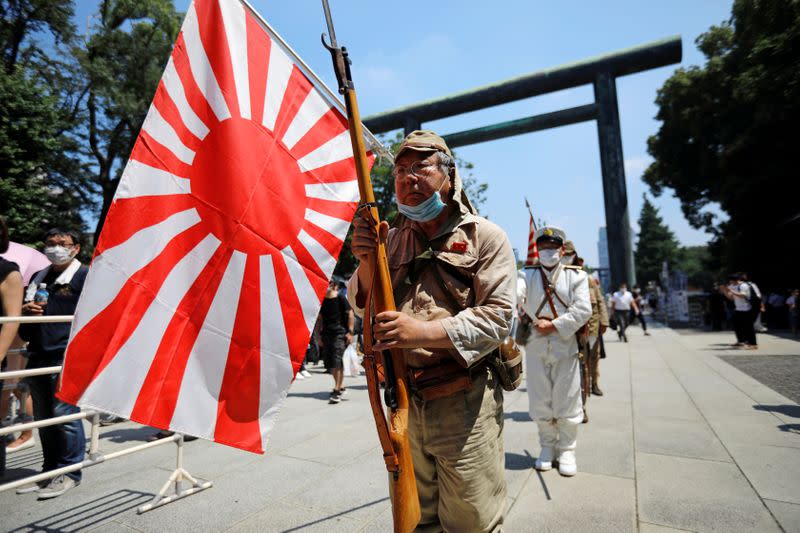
[{"left": 57, "top": 0, "right": 375, "bottom": 453}]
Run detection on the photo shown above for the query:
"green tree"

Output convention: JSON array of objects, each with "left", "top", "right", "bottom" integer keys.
[
  {"left": 644, "top": 0, "right": 800, "bottom": 288},
  {"left": 78, "top": 0, "right": 182, "bottom": 240},
  {"left": 677, "top": 245, "right": 713, "bottom": 290},
  {"left": 635, "top": 194, "right": 679, "bottom": 286},
  {"left": 0, "top": 0, "right": 88, "bottom": 247}
]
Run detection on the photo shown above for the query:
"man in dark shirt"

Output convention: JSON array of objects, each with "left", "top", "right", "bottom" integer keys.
[
  {"left": 318, "top": 279, "right": 353, "bottom": 403},
  {"left": 18, "top": 228, "right": 88, "bottom": 499}
]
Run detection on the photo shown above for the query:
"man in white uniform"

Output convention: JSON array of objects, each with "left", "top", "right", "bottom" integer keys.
[{"left": 518, "top": 227, "right": 591, "bottom": 476}]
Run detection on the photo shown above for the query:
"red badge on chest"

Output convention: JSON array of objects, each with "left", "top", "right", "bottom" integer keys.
[{"left": 450, "top": 241, "right": 468, "bottom": 253}]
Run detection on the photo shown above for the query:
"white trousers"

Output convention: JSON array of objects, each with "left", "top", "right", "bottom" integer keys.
[{"left": 526, "top": 349, "right": 583, "bottom": 451}]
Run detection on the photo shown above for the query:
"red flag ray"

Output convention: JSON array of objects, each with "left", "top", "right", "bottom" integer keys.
[
  {"left": 77, "top": 234, "right": 221, "bottom": 416},
  {"left": 180, "top": 4, "right": 231, "bottom": 122},
  {"left": 134, "top": 132, "right": 194, "bottom": 179},
  {"left": 194, "top": 0, "right": 243, "bottom": 118},
  {"left": 161, "top": 56, "right": 210, "bottom": 140},
  {"left": 152, "top": 83, "right": 204, "bottom": 150},
  {"left": 168, "top": 251, "right": 246, "bottom": 439},
  {"left": 128, "top": 245, "right": 233, "bottom": 427},
  {"left": 245, "top": 11, "right": 270, "bottom": 124},
  {"left": 272, "top": 67, "right": 313, "bottom": 141},
  {"left": 270, "top": 253, "right": 311, "bottom": 369},
  {"left": 214, "top": 254, "right": 263, "bottom": 452},
  {"left": 302, "top": 217, "right": 347, "bottom": 259},
  {"left": 170, "top": 33, "right": 225, "bottom": 128},
  {"left": 58, "top": 220, "right": 209, "bottom": 404},
  {"left": 288, "top": 108, "right": 348, "bottom": 161},
  {"left": 306, "top": 197, "right": 358, "bottom": 222}
]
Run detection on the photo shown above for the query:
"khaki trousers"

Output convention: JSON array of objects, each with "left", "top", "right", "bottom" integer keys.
[
  {"left": 409, "top": 366, "right": 506, "bottom": 533},
  {"left": 587, "top": 335, "right": 601, "bottom": 387}
]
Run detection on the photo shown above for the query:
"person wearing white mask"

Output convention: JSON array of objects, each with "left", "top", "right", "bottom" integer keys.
[
  {"left": 517, "top": 227, "right": 592, "bottom": 476},
  {"left": 17, "top": 228, "right": 88, "bottom": 499}
]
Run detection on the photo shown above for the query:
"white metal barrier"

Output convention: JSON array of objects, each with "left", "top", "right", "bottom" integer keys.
[{"left": 0, "top": 315, "right": 212, "bottom": 512}]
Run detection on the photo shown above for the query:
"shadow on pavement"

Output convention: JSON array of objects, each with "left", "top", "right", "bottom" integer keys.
[
  {"left": 286, "top": 390, "right": 334, "bottom": 401},
  {"left": 100, "top": 426, "right": 156, "bottom": 443},
  {"left": 504, "top": 411, "right": 532, "bottom": 422},
  {"left": 281, "top": 496, "right": 389, "bottom": 532},
  {"left": 7, "top": 489, "right": 152, "bottom": 532},
  {"left": 778, "top": 424, "right": 800, "bottom": 434},
  {"left": 754, "top": 404, "right": 800, "bottom": 418},
  {"left": 505, "top": 451, "right": 534, "bottom": 471}
]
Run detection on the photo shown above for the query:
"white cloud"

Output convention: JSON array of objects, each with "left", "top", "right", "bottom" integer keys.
[{"left": 624, "top": 155, "right": 651, "bottom": 180}]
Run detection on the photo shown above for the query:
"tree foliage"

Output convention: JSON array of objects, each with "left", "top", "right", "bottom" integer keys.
[
  {"left": 644, "top": 0, "right": 800, "bottom": 288},
  {"left": 635, "top": 194, "right": 680, "bottom": 286},
  {"left": 79, "top": 0, "right": 182, "bottom": 240},
  {"left": 0, "top": 0, "right": 88, "bottom": 248}
]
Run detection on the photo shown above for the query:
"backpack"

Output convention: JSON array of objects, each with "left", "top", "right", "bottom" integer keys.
[{"left": 747, "top": 283, "right": 762, "bottom": 311}]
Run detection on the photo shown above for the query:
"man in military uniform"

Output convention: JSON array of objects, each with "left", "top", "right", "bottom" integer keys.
[
  {"left": 348, "top": 131, "right": 516, "bottom": 532},
  {"left": 561, "top": 242, "right": 609, "bottom": 400},
  {"left": 518, "top": 228, "right": 592, "bottom": 476}
]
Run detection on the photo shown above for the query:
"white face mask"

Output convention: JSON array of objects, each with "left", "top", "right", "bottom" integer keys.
[
  {"left": 43, "top": 246, "right": 75, "bottom": 266},
  {"left": 539, "top": 249, "right": 561, "bottom": 267},
  {"left": 560, "top": 254, "right": 575, "bottom": 266}
]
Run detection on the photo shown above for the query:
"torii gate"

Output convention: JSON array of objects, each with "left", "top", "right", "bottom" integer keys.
[{"left": 363, "top": 36, "right": 682, "bottom": 288}]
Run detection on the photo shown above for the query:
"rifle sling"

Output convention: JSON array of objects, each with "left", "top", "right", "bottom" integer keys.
[{"left": 362, "top": 261, "right": 400, "bottom": 474}]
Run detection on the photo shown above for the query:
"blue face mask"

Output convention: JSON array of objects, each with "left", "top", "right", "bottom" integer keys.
[{"left": 397, "top": 191, "right": 447, "bottom": 222}]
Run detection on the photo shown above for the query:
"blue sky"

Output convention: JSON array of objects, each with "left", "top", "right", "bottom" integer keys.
[{"left": 75, "top": 0, "right": 733, "bottom": 265}]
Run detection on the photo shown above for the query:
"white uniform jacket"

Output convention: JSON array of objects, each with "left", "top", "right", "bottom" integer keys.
[{"left": 517, "top": 264, "right": 592, "bottom": 360}]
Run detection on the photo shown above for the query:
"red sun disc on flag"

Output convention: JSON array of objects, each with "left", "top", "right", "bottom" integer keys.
[{"left": 58, "top": 0, "right": 374, "bottom": 454}]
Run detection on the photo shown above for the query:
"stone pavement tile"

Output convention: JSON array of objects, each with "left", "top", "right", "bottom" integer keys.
[
  {"left": 358, "top": 506, "right": 393, "bottom": 532},
  {"left": 579, "top": 404, "right": 635, "bottom": 479},
  {"left": 117, "top": 454, "right": 334, "bottom": 533},
  {"left": 87, "top": 520, "right": 144, "bottom": 532},
  {"left": 725, "top": 443, "right": 800, "bottom": 504},
  {"left": 636, "top": 452, "right": 781, "bottom": 532},
  {"left": 290, "top": 449, "right": 392, "bottom": 524},
  {"left": 634, "top": 415, "right": 731, "bottom": 463},
  {"left": 279, "top": 417, "right": 383, "bottom": 467},
  {"left": 764, "top": 499, "right": 800, "bottom": 533},
  {"left": 225, "top": 502, "right": 364, "bottom": 533},
  {"left": 638, "top": 522, "right": 693, "bottom": 532},
  {"left": 153, "top": 438, "right": 260, "bottom": 480},
  {"left": 504, "top": 471, "right": 635, "bottom": 533}
]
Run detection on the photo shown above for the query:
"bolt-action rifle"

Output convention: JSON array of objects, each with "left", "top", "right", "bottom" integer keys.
[{"left": 320, "top": 2, "right": 420, "bottom": 531}]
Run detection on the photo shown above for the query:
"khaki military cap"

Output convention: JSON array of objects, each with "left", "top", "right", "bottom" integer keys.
[
  {"left": 395, "top": 130, "right": 453, "bottom": 159},
  {"left": 563, "top": 240, "right": 577, "bottom": 255}
]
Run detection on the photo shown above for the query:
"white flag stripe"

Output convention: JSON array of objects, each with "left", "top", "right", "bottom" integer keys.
[
  {"left": 183, "top": 3, "right": 232, "bottom": 122},
  {"left": 304, "top": 208, "right": 350, "bottom": 240},
  {"left": 296, "top": 230, "right": 336, "bottom": 278},
  {"left": 281, "top": 248, "right": 321, "bottom": 334},
  {"left": 262, "top": 44, "right": 293, "bottom": 130},
  {"left": 115, "top": 160, "right": 191, "bottom": 199},
  {"left": 142, "top": 105, "right": 196, "bottom": 165},
  {"left": 281, "top": 89, "right": 331, "bottom": 150},
  {"left": 257, "top": 255, "right": 294, "bottom": 448},
  {"left": 69, "top": 209, "right": 201, "bottom": 341},
  {"left": 218, "top": 0, "right": 250, "bottom": 119},
  {"left": 163, "top": 57, "right": 210, "bottom": 139},
  {"left": 304, "top": 181, "right": 359, "bottom": 203},
  {"left": 78, "top": 234, "right": 221, "bottom": 417},
  {"left": 296, "top": 130, "right": 354, "bottom": 172},
  {"left": 170, "top": 250, "right": 247, "bottom": 438}
]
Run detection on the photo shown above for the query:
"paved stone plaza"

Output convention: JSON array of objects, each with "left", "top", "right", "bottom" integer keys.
[{"left": 1, "top": 324, "right": 798, "bottom": 532}]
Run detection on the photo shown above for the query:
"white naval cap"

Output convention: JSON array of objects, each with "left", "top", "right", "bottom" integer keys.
[{"left": 534, "top": 226, "right": 566, "bottom": 245}]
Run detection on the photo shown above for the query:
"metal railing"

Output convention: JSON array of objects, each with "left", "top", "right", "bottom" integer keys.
[{"left": 0, "top": 315, "right": 213, "bottom": 512}]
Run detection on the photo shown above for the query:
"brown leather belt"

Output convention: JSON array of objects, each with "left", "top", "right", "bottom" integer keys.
[{"left": 407, "top": 359, "right": 485, "bottom": 401}]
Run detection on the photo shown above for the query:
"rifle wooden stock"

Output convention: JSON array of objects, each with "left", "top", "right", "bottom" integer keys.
[
  {"left": 321, "top": 10, "right": 420, "bottom": 526},
  {"left": 341, "top": 87, "right": 420, "bottom": 533}
]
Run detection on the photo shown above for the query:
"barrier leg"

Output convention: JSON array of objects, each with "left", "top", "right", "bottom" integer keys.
[{"left": 137, "top": 434, "right": 212, "bottom": 513}]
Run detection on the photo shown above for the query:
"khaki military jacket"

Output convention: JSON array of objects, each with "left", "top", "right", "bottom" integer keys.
[
  {"left": 587, "top": 279, "right": 609, "bottom": 336},
  {"left": 347, "top": 211, "right": 516, "bottom": 370}
]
